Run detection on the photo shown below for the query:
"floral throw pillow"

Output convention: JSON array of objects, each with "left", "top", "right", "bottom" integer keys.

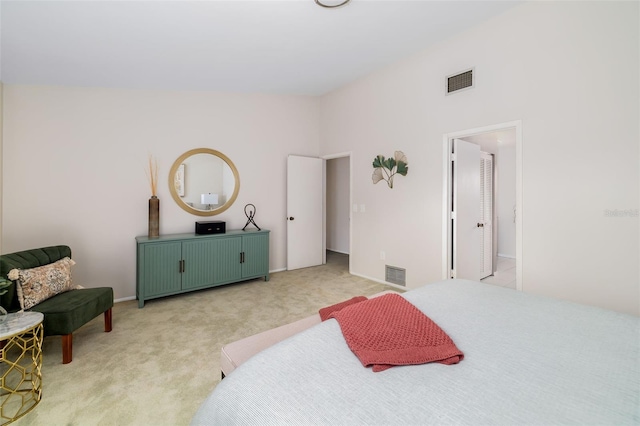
[{"left": 8, "top": 257, "right": 76, "bottom": 310}]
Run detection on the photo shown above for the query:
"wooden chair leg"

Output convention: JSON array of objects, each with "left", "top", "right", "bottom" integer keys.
[
  {"left": 104, "top": 308, "right": 113, "bottom": 332},
  {"left": 62, "top": 334, "right": 72, "bottom": 364}
]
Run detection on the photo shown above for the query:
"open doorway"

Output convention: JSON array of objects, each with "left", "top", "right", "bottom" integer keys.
[
  {"left": 442, "top": 121, "right": 522, "bottom": 291},
  {"left": 286, "top": 153, "right": 351, "bottom": 272},
  {"left": 325, "top": 154, "right": 351, "bottom": 273},
  {"left": 460, "top": 132, "right": 516, "bottom": 289}
]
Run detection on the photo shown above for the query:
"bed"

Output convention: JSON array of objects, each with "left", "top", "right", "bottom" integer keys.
[{"left": 192, "top": 279, "right": 640, "bottom": 425}]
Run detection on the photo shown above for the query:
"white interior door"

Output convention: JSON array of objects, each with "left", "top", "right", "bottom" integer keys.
[
  {"left": 287, "top": 155, "right": 323, "bottom": 270},
  {"left": 480, "top": 152, "right": 494, "bottom": 279},
  {"left": 452, "top": 139, "right": 481, "bottom": 281}
]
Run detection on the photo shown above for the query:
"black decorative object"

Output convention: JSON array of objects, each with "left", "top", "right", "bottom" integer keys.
[
  {"left": 195, "top": 221, "right": 226, "bottom": 235},
  {"left": 315, "top": 0, "right": 351, "bottom": 8},
  {"left": 242, "top": 204, "right": 261, "bottom": 231}
]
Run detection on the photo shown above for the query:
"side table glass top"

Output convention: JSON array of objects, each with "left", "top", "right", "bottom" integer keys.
[{"left": 0, "top": 312, "right": 44, "bottom": 340}]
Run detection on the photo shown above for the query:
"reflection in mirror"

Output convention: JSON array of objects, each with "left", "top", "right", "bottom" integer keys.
[
  {"left": 169, "top": 148, "right": 240, "bottom": 217},
  {"left": 179, "top": 154, "right": 234, "bottom": 210}
]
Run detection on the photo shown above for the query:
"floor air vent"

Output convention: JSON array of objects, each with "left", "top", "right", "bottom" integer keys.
[
  {"left": 447, "top": 68, "right": 474, "bottom": 94},
  {"left": 385, "top": 265, "right": 406, "bottom": 286}
]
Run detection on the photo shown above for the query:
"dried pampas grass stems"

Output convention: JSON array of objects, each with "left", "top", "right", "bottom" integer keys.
[{"left": 146, "top": 154, "right": 159, "bottom": 197}]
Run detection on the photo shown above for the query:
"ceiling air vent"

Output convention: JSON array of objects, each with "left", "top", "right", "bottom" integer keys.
[
  {"left": 385, "top": 265, "right": 406, "bottom": 286},
  {"left": 446, "top": 68, "right": 474, "bottom": 95}
]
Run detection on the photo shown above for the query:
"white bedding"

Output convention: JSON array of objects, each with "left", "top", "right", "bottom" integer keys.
[{"left": 192, "top": 279, "right": 640, "bottom": 425}]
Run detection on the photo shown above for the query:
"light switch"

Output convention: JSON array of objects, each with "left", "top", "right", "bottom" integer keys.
[
  {"left": 360, "top": 204, "right": 366, "bottom": 213},
  {"left": 353, "top": 203, "right": 358, "bottom": 212}
]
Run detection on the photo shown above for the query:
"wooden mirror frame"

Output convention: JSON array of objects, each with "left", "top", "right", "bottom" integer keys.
[{"left": 168, "top": 148, "right": 240, "bottom": 216}]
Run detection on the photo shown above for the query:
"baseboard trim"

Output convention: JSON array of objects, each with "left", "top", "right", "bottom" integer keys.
[
  {"left": 349, "top": 272, "right": 407, "bottom": 292},
  {"left": 327, "top": 249, "right": 350, "bottom": 255}
]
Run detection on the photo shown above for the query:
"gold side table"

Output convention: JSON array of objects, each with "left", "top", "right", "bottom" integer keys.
[{"left": 0, "top": 312, "right": 43, "bottom": 425}]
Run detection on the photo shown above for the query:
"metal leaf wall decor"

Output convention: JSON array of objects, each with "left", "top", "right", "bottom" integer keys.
[{"left": 372, "top": 151, "right": 409, "bottom": 189}]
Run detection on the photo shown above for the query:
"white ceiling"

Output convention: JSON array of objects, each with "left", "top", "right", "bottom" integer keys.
[{"left": 0, "top": 0, "right": 522, "bottom": 96}]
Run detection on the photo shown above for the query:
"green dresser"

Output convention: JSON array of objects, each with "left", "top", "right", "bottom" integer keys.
[{"left": 135, "top": 229, "right": 269, "bottom": 308}]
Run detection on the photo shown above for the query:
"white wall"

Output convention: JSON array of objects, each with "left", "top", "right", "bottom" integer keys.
[
  {"left": 2, "top": 2, "right": 637, "bottom": 316},
  {"left": 326, "top": 156, "right": 350, "bottom": 254},
  {"left": 319, "top": 1, "right": 639, "bottom": 315},
  {"left": 2, "top": 85, "right": 319, "bottom": 301}
]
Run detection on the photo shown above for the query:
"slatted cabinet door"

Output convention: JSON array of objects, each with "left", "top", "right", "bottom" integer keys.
[
  {"left": 182, "top": 239, "right": 218, "bottom": 290},
  {"left": 140, "top": 241, "right": 182, "bottom": 298},
  {"left": 242, "top": 233, "right": 269, "bottom": 279},
  {"left": 212, "top": 236, "right": 243, "bottom": 285}
]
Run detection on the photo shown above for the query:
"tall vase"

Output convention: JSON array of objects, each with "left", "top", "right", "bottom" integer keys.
[{"left": 149, "top": 196, "right": 160, "bottom": 238}]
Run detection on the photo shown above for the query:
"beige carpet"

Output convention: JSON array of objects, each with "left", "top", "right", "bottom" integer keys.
[{"left": 16, "top": 252, "right": 396, "bottom": 425}]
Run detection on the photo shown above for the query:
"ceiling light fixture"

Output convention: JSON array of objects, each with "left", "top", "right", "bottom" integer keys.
[{"left": 314, "top": 0, "right": 351, "bottom": 8}]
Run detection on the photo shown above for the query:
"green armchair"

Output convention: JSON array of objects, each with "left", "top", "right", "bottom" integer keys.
[{"left": 0, "top": 245, "right": 113, "bottom": 364}]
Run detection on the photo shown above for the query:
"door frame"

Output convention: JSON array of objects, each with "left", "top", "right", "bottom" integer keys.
[
  {"left": 322, "top": 151, "right": 352, "bottom": 274},
  {"left": 441, "top": 121, "right": 522, "bottom": 290}
]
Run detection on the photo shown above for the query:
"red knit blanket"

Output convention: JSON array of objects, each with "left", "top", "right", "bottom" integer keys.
[
  {"left": 329, "top": 293, "right": 464, "bottom": 372},
  {"left": 319, "top": 296, "right": 367, "bottom": 321}
]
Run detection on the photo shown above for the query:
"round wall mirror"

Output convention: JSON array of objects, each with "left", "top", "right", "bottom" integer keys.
[{"left": 168, "top": 148, "right": 240, "bottom": 216}]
